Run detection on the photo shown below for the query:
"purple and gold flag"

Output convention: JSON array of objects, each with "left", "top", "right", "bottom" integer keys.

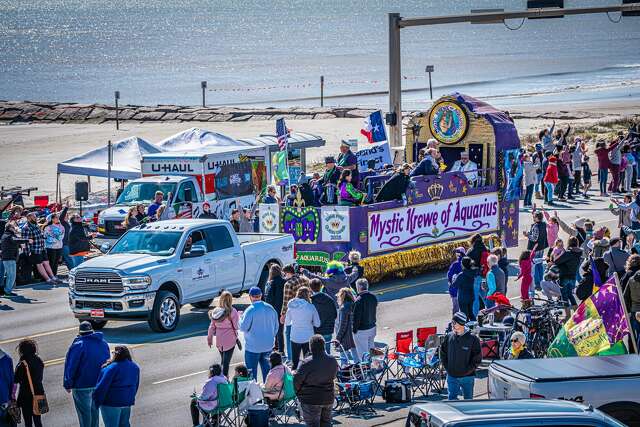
[{"left": 548, "top": 277, "right": 630, "bottom": 358}]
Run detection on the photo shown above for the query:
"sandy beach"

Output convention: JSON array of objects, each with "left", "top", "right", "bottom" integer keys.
[{"left": 1, "top": 98, "right": 638, "bottom": 200}]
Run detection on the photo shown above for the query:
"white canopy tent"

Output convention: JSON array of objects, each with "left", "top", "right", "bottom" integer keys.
[
  {"left": 56, "top": 136, "right": 161, "bottom": 202},
  {"left": 156, "top": 127, "right": 252, "bottom": 152}
]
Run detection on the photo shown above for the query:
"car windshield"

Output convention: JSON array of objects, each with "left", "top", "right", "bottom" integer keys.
[
  {"left": 116, "top": 182, "right": 177, "bottom": 204},
  {"left": 110, "top": 231, "right": 182, "bottom": 256}
]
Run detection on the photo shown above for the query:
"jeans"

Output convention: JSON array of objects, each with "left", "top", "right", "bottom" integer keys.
[
  {"left": 291, "top": 341, "right": 310, "bottom": 370},
  {"left": 560, "top": 278, "right": 577, "bottom": 306},
  {"left": 447, "top": 375, "right": 475, "bottom": 400},
  {"left": 20, "top": 400, "right": 42, "bottom": 427},
  {"left": 533, "top": 251, "right": 544, "bottom": 289},
  {"left": 458, "top": 299, "right": 474, "bottom": 321},
  {"left": 573, "top": 170, "right": 582, "bottom": 193},
  {"left": 219, "top": 347, "right": 235, "bottom": 377},
  {"left": 2, "top": 261, "right": 16, "bottom": 294},
  {"left": 100, "top": 405, "right": 131, "bottom": 427},
  {"left": 63, "top": 245, "right": 75, "bottom": 269},
  {"left": 472, "top": 276, "right": 482, "bottom": 316},
  {"left": 72, "top": 387, "right": 99, "bottom": 427},
  {"left": 558, "top": 176, "right": 569, "bottom": 198},
  {"left": 626, "top": 166, "right": 634, "bottom": 192},
  {"left": 285, "top": 325, "right": 292, "bottom": 361},
  {"left": 353, "top": 326, "right": 376, "bottom": 361},
  {"left": 322, "top": 334, "right": 333, "bottom": 355},
  {"left": 598, "top": 168, "right": 609, "bottom": 194},
  {"left": 245, "top": 350, "right": 270, "bottom": 382},
  {"left": 544, "top": 182, "right": 555, "bottom": 203},
  {"left": 524, "top": 184, "right": 534, "bottom": 206},
  {"left": 631, "top": 314, "right": 640, "bottom": 352},
  {"left": 300, "top": 403, "right": 333, "bottom": 427},
  {"left": 451, "top": 296, "right": 459, "bottom": 315},
  {"left": 275, "top": 322, "right": 285, "bottom": 354},
  {"left": 72, "top": 255, "right": 86, "bottom": 267}
]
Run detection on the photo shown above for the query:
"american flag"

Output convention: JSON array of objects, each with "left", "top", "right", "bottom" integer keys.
[{"left": 276, "top": 118, "right": 290, "bottom": 151}]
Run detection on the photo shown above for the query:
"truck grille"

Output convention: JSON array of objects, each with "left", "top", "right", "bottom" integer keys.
[
  {"left": 76, "top": 301, "right": 123, "bottom": 311},
  {"left": 75, "top": 272, "right": 124, "bottom": 293}
]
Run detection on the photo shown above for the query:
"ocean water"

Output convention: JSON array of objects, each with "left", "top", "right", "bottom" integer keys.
[{"left": 1, "top": 0, "right": 639, "bottom": 109}]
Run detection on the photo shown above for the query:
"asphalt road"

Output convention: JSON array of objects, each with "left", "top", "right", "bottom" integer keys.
[{"left": 0, "top": 194, "right": 620, "bottom": 426}]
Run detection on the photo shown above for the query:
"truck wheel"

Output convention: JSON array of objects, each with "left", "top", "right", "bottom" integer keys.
[
  {"left": 192, "top": 299, "right": 213, "bottom": 309},
  {"left": 148, "top": 291, "right": 180, "bottom": 332},
  {"left": 83, "top": 319, "right": 108, "bottom": 330},
  {"left": 257, "top": 265, "right": 271, "bottom": 293}
]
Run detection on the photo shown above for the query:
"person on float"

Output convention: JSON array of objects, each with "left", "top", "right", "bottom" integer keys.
[
  {"left": 336, "top": 141, "right": 359, "bottom": 187},
  {"left": 450, "top": 151, "right": 478, "bottom": 186},
  {"left": 337, "top": 170, "right": 365, "bottom": 207},
  {"left": 410, "top": 148, "right": 439, "bottom": 177},
  {"left": 374, "top": 163, "right": 412, "bottom": 203},
  {"left": 317, "top": 156, "right": 340, "bottom": 205}
]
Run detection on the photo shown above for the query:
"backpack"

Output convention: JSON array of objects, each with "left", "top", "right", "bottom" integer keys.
[
  {"left": 382, "top": 379, "right": 411, "bottom": 403},
  {"left": 480, "top": 250, "right": 490, "bottom": 277}
]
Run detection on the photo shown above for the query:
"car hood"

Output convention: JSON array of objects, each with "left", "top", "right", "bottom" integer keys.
[
  {"left": 75, "top": 253, "right": 169, "bottom": 275},
  {"left": 99, "top": 205, "right": 133, "bottom": 220}
]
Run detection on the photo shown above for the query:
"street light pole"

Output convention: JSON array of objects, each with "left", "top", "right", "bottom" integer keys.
[
  {"left": 320, "top": 75, "right": 324, "bottom": 107},
  {"left": 107, "top": 140, "right": 113, "bottom": 207},
  {"left": 388, "top": 13, "right": 402, "bottom": 149},
  {"left": 201, "top": 81, "right": 207, "bottom": 107},
  {"left": 114, "top": 91, "right": 120, "bottom": 130}
]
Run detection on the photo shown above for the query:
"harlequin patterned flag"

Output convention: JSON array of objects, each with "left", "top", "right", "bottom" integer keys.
[
  {"left": 272, "top": 150, "right": 289, "bottom": 186},
  {"left": 547, "top": 276, "right": 630, "bottom": 358}
]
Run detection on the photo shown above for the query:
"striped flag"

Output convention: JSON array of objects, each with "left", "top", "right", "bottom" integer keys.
[{"left": 276, "top": 118, "right": 290, "bottom": 151}]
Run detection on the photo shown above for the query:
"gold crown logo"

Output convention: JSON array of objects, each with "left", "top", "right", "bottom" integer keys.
[
  {"left": 427, "top": 183, "right": 444, "bottom": 200},
  {"left": 330, "top": 219, "right": 341, "bottom": 230}
]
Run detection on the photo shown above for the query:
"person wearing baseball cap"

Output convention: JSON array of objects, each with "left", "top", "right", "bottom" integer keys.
[
  {"left": 63, "top": 321, "right": 110, "bottom": 427},
  {"left": 239, "top": 286, "right": 279, "bottom": 381},
  {"left": 440, "top": 312, "right": 482, "bottom": 400},
  {"left": 198, "top": 201, "right": 216, "bottom": 219},
  {"left": 318, "top": 157, "right": 340, "bottom": 205}
]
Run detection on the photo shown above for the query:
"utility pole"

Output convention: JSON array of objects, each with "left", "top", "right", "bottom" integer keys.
[
  {"left": 388, "top": 13, "right": 402, "bottom": 149},
  {"left": 114, "top": 91, "right": 120, "bottom": 130},
  {"left": 425, "top": 65, "right": 434, "bottom": 101},
  {"left": 320, "top": 75, "right": 324, "bottom": 107},
  {"left": 201, "top": 81, "right": 207, "bottom": 107},
  {"left": 107, "top": 140, "right": 113, "bottom": 207}
]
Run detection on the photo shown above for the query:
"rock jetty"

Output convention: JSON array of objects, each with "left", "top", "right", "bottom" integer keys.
[{"left": 0, "top": 100, "right": 377, "bottom": 124}]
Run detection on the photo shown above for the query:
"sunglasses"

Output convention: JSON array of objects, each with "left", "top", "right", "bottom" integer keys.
[{"left": 511, "top": 339, "right": 519, "bottom": 343}]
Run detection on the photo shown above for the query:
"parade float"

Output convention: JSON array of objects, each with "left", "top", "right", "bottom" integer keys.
[{"left": 260, "top": 93, "right": 521, "bottom": 282}]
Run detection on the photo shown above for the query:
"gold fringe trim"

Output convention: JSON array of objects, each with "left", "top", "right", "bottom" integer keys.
[{"left": 361, "top": 235, "right": 500, "bottom": 284}]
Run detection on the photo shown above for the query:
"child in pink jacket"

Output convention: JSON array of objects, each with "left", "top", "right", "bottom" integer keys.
[
  {"left": 262, "top": 352, "right": 291, "bottom": 403},
  {"left": 516, "top": 249, "right": 535, "bottom": 302}
]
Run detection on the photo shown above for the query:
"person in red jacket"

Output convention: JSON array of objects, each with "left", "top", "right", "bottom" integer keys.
[{"left": 543, "top": 153, "right": 559, "bottom": 205}]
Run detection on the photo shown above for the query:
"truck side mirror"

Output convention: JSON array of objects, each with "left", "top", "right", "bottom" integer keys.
[
  {"left": 184, "top": 187, "right": 193, "bottom": 202},
  {"left": 99, "top": 242, "right": 112, "bottom": 254},
  {"left": 184, "top": 244, "right": 206, "bottom": 258}
]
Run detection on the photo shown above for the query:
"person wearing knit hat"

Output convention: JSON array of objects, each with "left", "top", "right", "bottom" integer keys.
[
  {"left": 301, "top": 261, "right": 359, "bottom": 301},
  {"left": 440, "top": 311, "right": 482, "bottom": 400}
]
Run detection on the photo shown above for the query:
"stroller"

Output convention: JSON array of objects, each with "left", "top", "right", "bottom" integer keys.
[{"left": 332, "top": 341, "right": 377, "bottom": 416}]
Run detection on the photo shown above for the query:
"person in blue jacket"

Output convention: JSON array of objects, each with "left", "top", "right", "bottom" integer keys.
[
  {"left": 0, "top": 346, "right": 14, "bottom": 425},
  {"left": 93, "top": 346, "right": 140, "bottom": 427},
  {"left": 447, "top": 247, "right": 466, "bottom": 315},
  {"left": 64, "top": 321, "right": 110, "bottom": 427}
]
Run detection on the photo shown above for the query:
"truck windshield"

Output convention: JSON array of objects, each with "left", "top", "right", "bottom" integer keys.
[
  {"left": 110, "top": 231, "right": 182, "bottom": 256},
  {"left": 116, "top": 182, "right": 177, "bottom": 204}
]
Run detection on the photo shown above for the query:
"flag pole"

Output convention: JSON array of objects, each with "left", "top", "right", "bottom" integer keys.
[{"left": 614, "top": 273, "right": 638, "bottom": 354}]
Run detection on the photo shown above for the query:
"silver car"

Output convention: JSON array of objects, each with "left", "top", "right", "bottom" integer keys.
[{"left": 405, "top": 399, "right": 625, "bottom": 426}]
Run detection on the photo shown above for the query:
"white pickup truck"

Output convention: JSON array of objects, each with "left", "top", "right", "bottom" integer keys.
[
  {"left": 488, "top": 355, "right": 640, "bottom": 426},
  {"left": 68, "top": 219, "right": 295, "bottom": 332}
]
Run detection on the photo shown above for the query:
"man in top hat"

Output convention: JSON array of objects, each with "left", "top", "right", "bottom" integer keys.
[
  {"left": 63, "top": 321, "right": 110, "bottom": 427},
  {"left": 440, "top": 312, "right": 482, "bottom": 400},
  {"left": 337, "top": 140, "right": 359, "bottom": 187},
  {"left": 450, "top": 151, "right": 479, "bottom": 186}
]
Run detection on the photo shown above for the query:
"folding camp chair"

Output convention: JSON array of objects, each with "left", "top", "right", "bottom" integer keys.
[
  {"left": 272, "top": 373, "right": 299, "bottom": 425},
  {"left": 199, "top": 382, "right": 237, "bottom": 427},
  {"left": 416, "top": 327, "right": 437, "bottom": 349},
  {"left": 387, "top": 330, "right": 413, "bottom": 378}
]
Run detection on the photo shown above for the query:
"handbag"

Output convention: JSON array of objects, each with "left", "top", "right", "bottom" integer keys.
[
  {"left": 230, "top": 315, "right": 243, "bottom": 351},
  {"left": 23, "top": 360, "right": 49, "bottom": 416},
  {"left": 6, "top": 400, "right": 21, "bottom": 425}
]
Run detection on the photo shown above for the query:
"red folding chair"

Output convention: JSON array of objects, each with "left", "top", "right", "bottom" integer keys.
[
  {"left": 386, "top": 331, "right": 413, "bottom": 378},
  {"left": 416, "top": 327, "right": 437, "bottom": 348}
]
